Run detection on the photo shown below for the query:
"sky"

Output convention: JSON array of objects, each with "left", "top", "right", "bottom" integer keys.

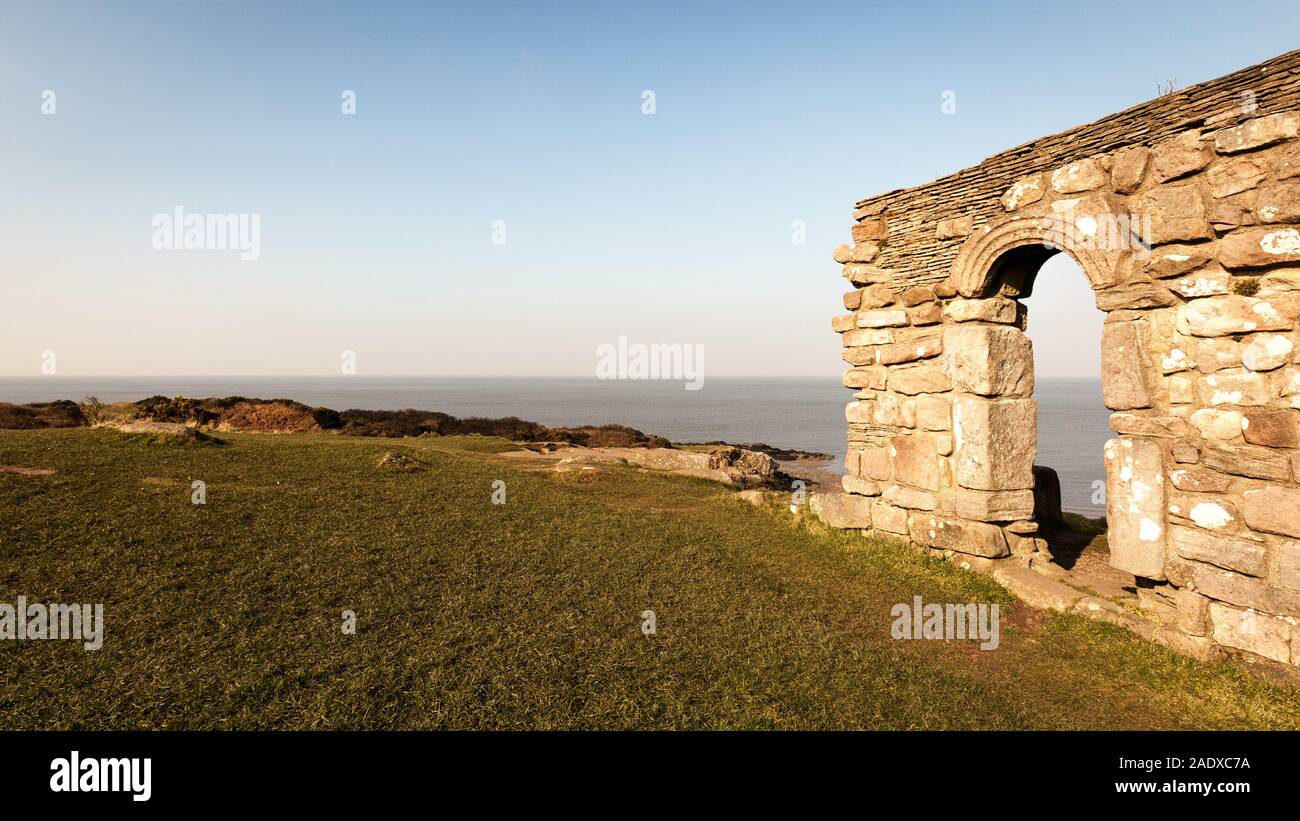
[{"left": 3, "top": 0, "right": 1299, "bottom": 378}]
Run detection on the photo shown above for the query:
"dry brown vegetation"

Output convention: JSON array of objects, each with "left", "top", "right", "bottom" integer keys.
[
  {"left": 0, "top": 400, "right": 85, "bottom": 429},
  {"left": 0, "top": 395, "right": 672, "bottom": 449}
]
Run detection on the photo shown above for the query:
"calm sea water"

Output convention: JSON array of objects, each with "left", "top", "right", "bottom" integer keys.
[{"left": 0, "top": 376, "right": 1110, "bottom": 516}]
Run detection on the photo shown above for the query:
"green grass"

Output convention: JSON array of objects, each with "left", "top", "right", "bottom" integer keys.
[{"left": 0, "top": 428, "right": 1296, "bottom": 729}]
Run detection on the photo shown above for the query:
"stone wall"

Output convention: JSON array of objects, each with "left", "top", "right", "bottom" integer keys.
[
  {"left": 851, "top": 49, "right": 1300, "bottom": 288},
  {"left": 829, "top": 50, "right": 1300, "bottom": 671}
]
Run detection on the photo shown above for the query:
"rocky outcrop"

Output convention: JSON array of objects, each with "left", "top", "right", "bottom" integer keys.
[
  {"left": 615, "top": 446, "right": 783, "bottom": 489},
  {"left": 110, "top": 421, "right": 215, "bottom": 443}
]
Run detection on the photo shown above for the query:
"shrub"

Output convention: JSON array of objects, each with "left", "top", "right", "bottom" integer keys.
[{"left": 79, "top": 395, "right": 104, "bottom": 426}]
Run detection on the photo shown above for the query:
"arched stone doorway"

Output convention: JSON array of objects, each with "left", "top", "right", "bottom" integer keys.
[{"left": 948, "top": 214, "right": 1159, "bottom": 581}]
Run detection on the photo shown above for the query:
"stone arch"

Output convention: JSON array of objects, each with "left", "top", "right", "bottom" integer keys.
[
  {"left": 948, "top": 214, "right": 1128, "bottom": 299},
  {"left": 949, "top": 223, "right": 1164, "bottom": 575}
]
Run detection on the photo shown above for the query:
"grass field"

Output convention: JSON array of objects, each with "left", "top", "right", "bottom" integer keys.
[{"left": 1, "top": 428, "right": 1297, "bottom": 729}]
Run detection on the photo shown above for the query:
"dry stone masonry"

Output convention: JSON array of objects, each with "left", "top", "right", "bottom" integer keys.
[{"left": 825, "top": 50, "right": 1300, "bottom": 672}]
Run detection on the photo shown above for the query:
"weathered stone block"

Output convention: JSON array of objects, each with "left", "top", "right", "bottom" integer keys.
[
  {"left": 1209, "top": 603, "right": 1292, "bottom": 664},
  {"left": 1279, "top": 143, "right": 1300, "bottom": 180},
  {"left": 1259, "top": 270, "right": 1300, "bottom": 295},
  {"left": 1131, "top": 186, "right": 1212, "bottom": 244},
  {"left": 1110, "top": 146, "right": 1149, "bottom": 193},
  {"left": 859, "top": 445, "right": 891, "bottom": 481},
  {"left": 1050, "top": 157, "right": 1107, "bottom": 193},
  {"left": 1214, "top": 112, "right": 1300, "bottom": 154},
  {"left": 1200, "top": 443, "right": 1292, "bottom": 480},
  {"left": 1168, "top": 374, "right": 1194, "bottom": 403},
  {"left": 888, "top": 366, "right": 950, "bottom": 396},
  {"left": 845, "top": 447, "right": 862, "bottom": 475},
  {"left": 1000, "top": 173, "right": 1045, "bottom": 210},
  {"left": 1193, "top": 337, "right": 1242, "bottom": 371},
  {"left": 1195, "top": 371, "right": 1272, "bottom": 407},
  {"left": 1282, "top": 543, "right": 1300, "bottom": 592},
  {"left": 909, "top": 512, "right": 1010, "bottom": 558},
  {"left": 1168, "top": 468, "right": 1231, "bottom": 493},
  {"left": 1218, "top": 227, "right": 1300, "bottom": 268},
  {"left": 942, "top": 297, "right": 1017, "bottom": 324},
  {"left": 856, "top": 308, "right": 909, "bottom": 328},
  {"left": 995, "top": 564, "right": 1083, "bottom": 611},
  {"left": 899, "top": 285, "right": 936, "bottom": 307},
  {"left": 877, "top": 335, "right": 943, "bottom": 365},
  {"left": 1196, "top": 564, "right": 1300, "bottom": 618},
  {"left": 1101, "top": 321, "right": 1154, "bottom": 410},
  {"left": 842, "top": 368, "right": 880, "bottom": 389},
  {"left": 1243, "top": 486, "right": 1300, "bottom": 538},
  {"left": 858, "top": 284, "right": 898, "bottom": 310},
  {"left": 1210, "top": 202, "right": 1253, "bottom": 232},
  {"left": 1143, "top": 244, "right": 1213, "bottom": 278},
  {"left": 1241, "top": 333, "right": 1294, "bottom": 371},
  {"left": 852, "top": 202, "right": 885, "bottom": 221},
  {"left": 889, "top": 434, "right": 941, "bottom": 491},
  {"left": 810, "top": 491, "right": 873, "bottom": 529},
  {"left": 943, "top": 325, "right": 1033, "bottom": 397},
  {"left": 1254, "top": 184, "right": 1300, "bottom": 223},
  {"left": 1241, "top": 408, "right": 1300, "bottom": 448},
  {"left": 1151, "top": 130, "right": 1209, "bottom": 182},
  {"left": 1170, "top": 525, "right": 1268, "bottom": 577},
  {"left": 1207, "top": 155, "right": 1268, "bottom": 197},
  {"left": 843, "top": 264, "right": 895, "bottom": 285},
  {"left": 842, "top": 347, "right": 876, "bottom": 366},
  {"left": 1169, "top": 268, "right": 1230, "bottom": 298},
  {"left": 853, "top": 217, "right": 889, "bottom": 241},
  {"left": 913, "top": 396, "right": 951, "bottom": 431},
  {"left": 1094, "top": 281, "right": 1177, "bottom": 311},
  {"left": 1175, "top": 589, "right": 1211, "bottom": 636},
  {"left": 1172, "top": 442, "right": 1200, "bottom": 463},
  {"left": 952, "top": 396, "right": 1036, "bottom": 491},
  {"left": 842, "top": 328, "right": 893, "bottom": 348},
  {"left": 833, "top": 243, "right": 881, "bottom": 264},
  {"left": 832, "top": 314, "right": 857, "bottom": 333},
  {"left": 872, "top": 393, "right": 906, "bottom": 426},
  {"left": 1160, "top": 344, "right": 1192, "bottom": 374},
  {"left": 845, "top": 401, "right": 873, "bottom": 424},
  {"left": 882, "top": 483, "right": 936, "bottom": 511},
  {"left": 1104, "top": 437, "right": 1167, "bottom": 580},
  {"left": 871, "top": 500, "right": 910, "bottom": 535},
  {"left": 938, "top": 487, "right": 1035, "bottom": 522},
  {"left": 1110, "top": 413, "right": 1190, "bottom": 438},
  {"left": 1281, "top": 367, "right": 1300, "bottom": 398},
  {"left": 1175, "top": 295, "right": 1292, "bottom": 336},
  {"left": 1169, "top": 496, "right": 1237, "bottom": 531},
  {"left": 906, "top": 302, "right": 942, "bottom": 326},
  {"left": 842, "top": 476, "right": 882, "bottom": 496},
  {"left": 934, "top": 433, "right": 953, "bottom": 456}
]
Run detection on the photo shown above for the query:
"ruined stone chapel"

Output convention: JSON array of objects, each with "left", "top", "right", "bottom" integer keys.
[{"left": 821, "top": 50, "right": 1300, "bottom": 671}]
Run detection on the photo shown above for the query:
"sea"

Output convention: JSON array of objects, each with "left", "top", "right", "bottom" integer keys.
[{"left": 0, "top": 376, "right": 1112, "bottom": 516}]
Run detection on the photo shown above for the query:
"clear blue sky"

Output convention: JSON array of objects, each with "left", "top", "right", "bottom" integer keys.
[{"left": 3, "top": 0, "right": 1298, "bottom": 377}]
